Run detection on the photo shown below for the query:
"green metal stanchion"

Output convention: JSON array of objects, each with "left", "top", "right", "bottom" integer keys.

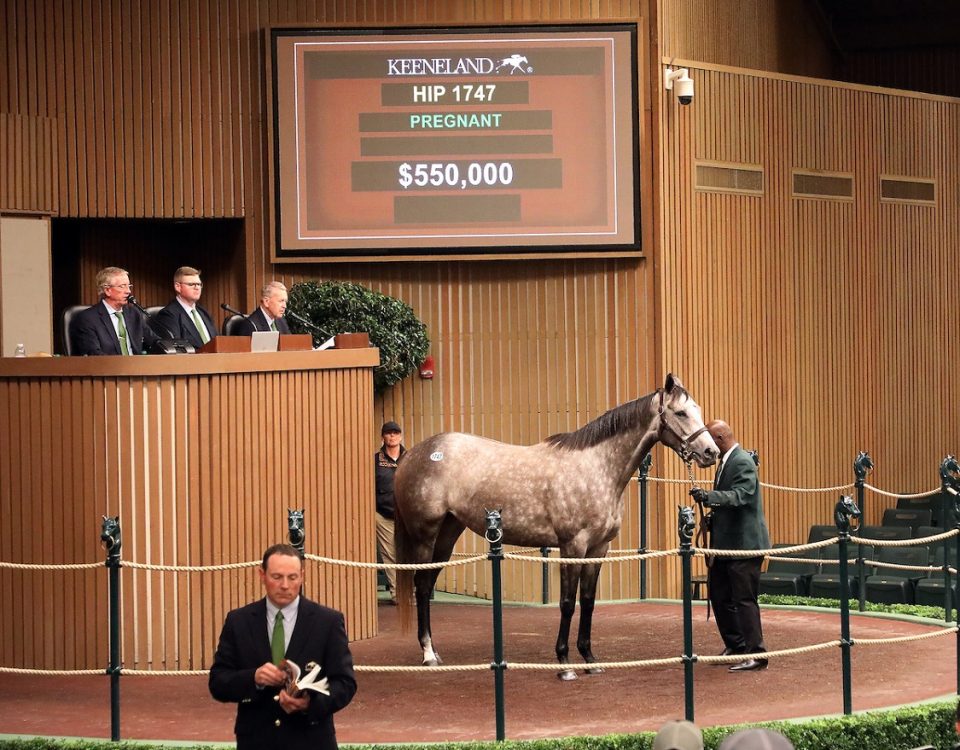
[
  {"left": 833, "top": 495, "right": 861, "bottom": 715},
  {"left": 853, "top": 452, "right": 873, "bottom": 612},
  {"left": 678, "top": 505, "right": 697, "bottom": 721},
  {"left": 939, "top": 456, "right": 959, "bottom": 626},
  {"left": 100, "top": 516, "right": 123, "bottom": 742},
  {"left": 638, "top": 454, "right": 652, "bottom": 600},
  {"left": 540, "top": 547, "right": 550, "bottom": 604},
  {"left": 485, "top": 510, "right": 506, "bottom": 741},
  {"left": 939, "top": 456, "right": 960, "bottom": 695}
]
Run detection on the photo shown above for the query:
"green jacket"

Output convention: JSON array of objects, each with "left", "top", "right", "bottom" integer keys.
[{"left": 705, "top": 445, "right": 770, "bottom": 551}]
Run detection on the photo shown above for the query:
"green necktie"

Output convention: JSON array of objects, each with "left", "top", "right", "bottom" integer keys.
[
  {"left": 271, "top": 611, "right": 285, "bottom": 665},
  {"left": 114, "top": 312, "right": 130, "bottom": 355},
  {"left": 190, "top": 308, "right": 210, "bottom": 344},
  {"left": 270, "top": 320, "right": 278, "bottom": 332}
]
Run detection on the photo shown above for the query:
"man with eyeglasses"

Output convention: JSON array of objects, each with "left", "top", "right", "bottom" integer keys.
[
  {"left": 70, "top": 266, "right": 159, "bottom": 356},
  {"left": 155, "top": 266, "right": 218, "bottom": 350}
]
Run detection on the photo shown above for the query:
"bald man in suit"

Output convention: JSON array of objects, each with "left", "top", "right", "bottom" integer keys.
[{"left": 690, "top": 420, "right": 770, "bottom": 672}]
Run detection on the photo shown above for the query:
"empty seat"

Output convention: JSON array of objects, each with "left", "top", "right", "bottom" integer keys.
[
  {"left": 808, "top": 544, "right": 873, "bottom": 601},
  {"left": 223, "top": 314, "right": 247, "bottom": 336},
  {"left": 807, "top": 524, "right": 838, "bottom": 544},
  {"left": 881, "top": 507, "right": 932, "bottom": 533},
  {"left": 915, "top": 546, "right": 958, "bottom": 611},
  {"left": 858, "top": 525, "right": 911, "bottom": 543},
  {"left": 900, "top": 493, "right": 946, "bottom": 527},
  {"left": 864, "top": 546, "right": 929, "bottom": 604},
  {"left": 759, "top": 544, "right": 819, "bottom": 596}
]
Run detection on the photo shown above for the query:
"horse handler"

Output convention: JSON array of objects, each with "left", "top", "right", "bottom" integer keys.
[{"left": 689, "top": 420, "right": 771, "bottom": 672}]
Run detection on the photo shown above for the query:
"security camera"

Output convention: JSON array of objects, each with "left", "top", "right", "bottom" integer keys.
[{"left": 664, "top": 67, "right": 694, "bottom": 105}]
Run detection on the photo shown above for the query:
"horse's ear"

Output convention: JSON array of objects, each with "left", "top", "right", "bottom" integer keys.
[{"left": 664, "top": 373, "right": 681, "bottom": 392}]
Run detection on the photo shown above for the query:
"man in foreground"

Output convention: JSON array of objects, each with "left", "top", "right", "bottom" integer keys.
[{"left": 209, "top": 544, "right": 357, "bottom": 749}]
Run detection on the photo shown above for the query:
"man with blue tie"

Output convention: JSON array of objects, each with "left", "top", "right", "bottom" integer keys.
[
  {"left": 155, "top": 266, "right": 218, "bottom": 350},
  {"left": 689, "top": 420, "right": 770, "bottom": 672},
  {"left": 70, "top": 266, "right": 158, "bottom": 356},
  {"left": 209, "top": 544, "right": 356, "bottom": 750}
]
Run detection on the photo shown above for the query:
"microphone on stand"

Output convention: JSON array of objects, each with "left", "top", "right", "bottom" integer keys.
[
  {"left": 127, "top": 295, "right": 176, "bottom": 339},
  {"left": 285, "top": 310, "right": 332, "bottom": 339},
  {"left": 220, "top": 302, "right": 247, "bottom": 318},
  {"left": 126, "top": 295, "right": 193, "bottom": 353}
]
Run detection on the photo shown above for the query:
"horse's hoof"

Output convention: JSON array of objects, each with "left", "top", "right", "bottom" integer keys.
[
  {"left": 557, "top": 669, "right": 578, "bottom": 681},
  {"left": 584, "top": 666, "right": 605, "bottom": 675},
  {"left": 422, "top": 658, "right": 439, "bottom": 667}
]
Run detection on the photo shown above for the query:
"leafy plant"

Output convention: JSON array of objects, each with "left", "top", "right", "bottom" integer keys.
[
  {"left": 287, "top": 281, "right": 429, "bottom": 393},
  {"left": 759, "top": 594, "right": 949, "bottom": 620}
]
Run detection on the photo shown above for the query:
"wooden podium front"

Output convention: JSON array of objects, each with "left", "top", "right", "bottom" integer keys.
[
  {"left": 0, "top": 349, "right": 380, "bottom": 670},
  {"left": 199, "top": 334, "right": 313, "bottom": 353}
]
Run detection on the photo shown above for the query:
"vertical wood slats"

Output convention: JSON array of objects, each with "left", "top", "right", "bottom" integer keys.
[
  {"left": 656, "top": 65, "right": 960, "bottom": 596},
  {"left": 0, "top": 113, "right": 59, "bottom": 214},
  {"left": 0, "top": 355, "right": 376, "bottom": 670}
]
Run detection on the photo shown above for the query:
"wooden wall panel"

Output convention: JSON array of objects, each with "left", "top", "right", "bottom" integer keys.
[
  {"left": 658, "top": 0, "right": 835, "bottom": 79},
  {"left": 655, "top": 62, "right": 960, "bottom": 597},
  {"left": 0, "top": 353, "right": 377, "bottom": 669},
  {"left": 0, "top": 113, "right": 59, "bottom": 214}
]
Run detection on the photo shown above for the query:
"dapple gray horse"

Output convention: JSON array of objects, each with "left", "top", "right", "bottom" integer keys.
[{"left": 394, "top": 374, "right": 719, "bottom": 679}]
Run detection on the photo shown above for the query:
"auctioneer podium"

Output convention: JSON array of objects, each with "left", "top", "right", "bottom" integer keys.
[{"left": 0, "top": 346, "right": 379, "bottom": 671}]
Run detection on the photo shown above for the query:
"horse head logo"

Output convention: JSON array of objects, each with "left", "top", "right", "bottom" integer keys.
[
  {"left": 288, "top": 509, "right": 305, "bottom": 547},
  {"left": 495, "top": 54, "right": 531, "bottom": 74},
  {"left": 101, "top": 515, "right": 121, "bottom": 552},
  {"left": 853, "top": 451, "right": 874, "bottom": 482},
  {"left": 678, "top": 505, "right": 696, "bottom": 544},
  {"left": 833, "top": 495, "right": 861, "bottom": 533}
]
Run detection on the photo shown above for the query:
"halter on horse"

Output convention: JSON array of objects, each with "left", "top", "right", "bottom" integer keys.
[{"left": 393, "top": 374, "right": 719, "bottom": 679}]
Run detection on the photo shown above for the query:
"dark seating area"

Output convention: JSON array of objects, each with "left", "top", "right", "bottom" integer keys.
[
  {"left": 792, "top": 513, "right": 960, "bottom": 605},
  {"left": 759, "top": 544, "right": 819, "bottom": 596}
]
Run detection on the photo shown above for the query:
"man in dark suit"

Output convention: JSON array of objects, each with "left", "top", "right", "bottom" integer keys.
[
  {"left": 234, "top": 281, "right": 292, "bottom": 336},
  {"left": 155, "top": 266, "right": 218, "bottom": 350},
  {"left": 209, "top": 543, "right": 356, "bottom": 750},
  {"left": 70, "top": 266, "right": 159, "bottom": 356},
  {"left": 690, "top": 420, "right": 770, "bottom": 672}
]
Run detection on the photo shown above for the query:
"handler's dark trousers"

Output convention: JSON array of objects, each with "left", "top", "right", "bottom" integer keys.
[{"left": 709, "top": 556, "right": 766, "bottom": 654}]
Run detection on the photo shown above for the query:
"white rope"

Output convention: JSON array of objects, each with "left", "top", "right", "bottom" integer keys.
[
  {"left": 698, "top": 640, "right": 840, "bottom": 664},
  {"left": 0, "top": 666, "right": 105, "bottom": 675},
  {"left": 305, "top": 553, "right": 487, "bottom": 570},
  {"left": 0, "top": 561, "right": 103, "bottom": 571},
  {"left": 864, "top": 483, "right": 940, "bottom": 499},
  {"left": 855, "top": 627, "right": 958, "bottom": 645},
  {"left": 121, "top": 560, "right": 259, "bottom": 572},
  {"left": 122, "top": 668, "right": 209, "bottom": 676}
]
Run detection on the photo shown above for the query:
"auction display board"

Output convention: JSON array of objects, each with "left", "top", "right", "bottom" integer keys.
[{"left": 268, "top": 24, "right": 640, "bottom": 261}]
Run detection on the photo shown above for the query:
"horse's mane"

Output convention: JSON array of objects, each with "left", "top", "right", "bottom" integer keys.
[{"left": 544, "top": 392, "right": 660, "bottom": 451}]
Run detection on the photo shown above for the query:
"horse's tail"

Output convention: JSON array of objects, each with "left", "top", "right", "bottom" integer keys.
[{"left": 393, "top": 497, "right": 415, "bottom": 634}]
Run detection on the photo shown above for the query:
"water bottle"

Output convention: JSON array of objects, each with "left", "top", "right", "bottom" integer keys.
[{"left": 14, "top": 343, "right": 26, "bottom": 357}]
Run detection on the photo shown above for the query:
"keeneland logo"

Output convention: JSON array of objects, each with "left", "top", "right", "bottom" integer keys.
[{"left": 386, "top": 54, "right": 533, "bottom": 76}]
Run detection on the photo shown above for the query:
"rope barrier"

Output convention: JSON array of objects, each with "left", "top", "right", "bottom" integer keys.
[
  {"left": 504, "top": 548, "right": 678, "bottom": 565},
  {"left": 305, "top": 553, "right": 487, "bottom": 570},
  {"left": 121, "top": 560, "right": 260, "bottom": 572},
  {"left": 864, "top": 483, "right": 940, "bottom": 499},
  {"left": 14, "top": 628, "right": 951, "bottom": 678},
  {"left": 854, "top": 627, "right": 958, "bottom": 645},
  {"left": 0, "top": 561, "right": 103, "bottom": 571}
]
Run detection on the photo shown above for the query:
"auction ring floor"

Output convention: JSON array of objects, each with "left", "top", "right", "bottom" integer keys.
[{"left": 0, "top": 600, "right": 954, "bottom": 744}]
